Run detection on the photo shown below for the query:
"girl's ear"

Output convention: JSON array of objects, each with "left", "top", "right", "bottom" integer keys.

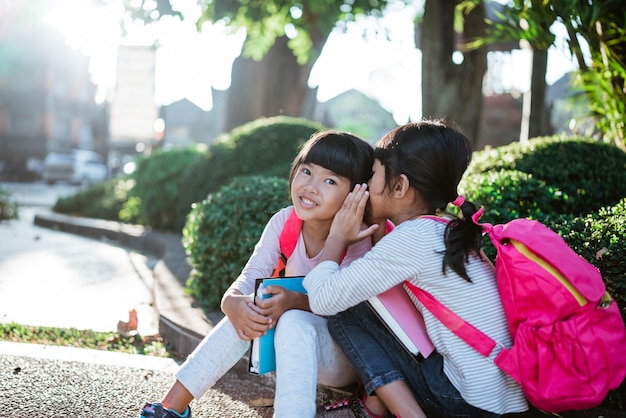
[{"left": 393, "top": 174, "right": 411, "bottom": 198}]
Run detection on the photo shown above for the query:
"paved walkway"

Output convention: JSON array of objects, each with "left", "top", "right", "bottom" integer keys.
[{"left": 0, "top": 207, "right": 157, "bottom": 334}]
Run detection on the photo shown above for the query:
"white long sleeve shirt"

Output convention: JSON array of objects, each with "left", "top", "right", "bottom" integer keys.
[{"left": 304, "top": 218, "right": 528, "bottom": 415}]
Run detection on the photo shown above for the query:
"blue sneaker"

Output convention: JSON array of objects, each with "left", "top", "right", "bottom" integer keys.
[{"left": 140, "top": 403, "right": 191, "bottom": 418}]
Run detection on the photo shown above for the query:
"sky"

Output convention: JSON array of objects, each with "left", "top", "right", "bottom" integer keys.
[{"left": 45, "top": 0, "right": 579, "bottom": 125}]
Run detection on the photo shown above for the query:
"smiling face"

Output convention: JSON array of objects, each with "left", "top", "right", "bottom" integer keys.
[{"left": 290, "top": 162, "right": 352, "bottom": 223}]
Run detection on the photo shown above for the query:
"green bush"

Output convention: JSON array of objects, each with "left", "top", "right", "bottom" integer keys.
[
  {"left": 53, "top": 178, "right": 132, "bottom": 221},
  {"left": 552, "top": 198, "right": 626, "bottom": 319},
  {"left": 467, "top": 136, "right": 626, "bottom": 216},
  {"left": 120, "top": 146, "right": 206, "bottom": 231},
  {"left": 462, "top": 139, "right": 626, "bottom": 316},
  {"left": 176, "top": 116, "right": 324, "bottom": 230},
  {"left": 460, "top": 169, "right": 568, "bottom": 225},
  {"left": 459, "top": 169, "right": 569, "bottom": 261},
  {"left": 0, "top": 188, "right": 18, "bottom": 221},
  {"left": 461, "top": 170, "right": 626, "bottom": 409},
  {"left": 0, "top": 322, "right": 171, "bottom": 358},
  {"left": 183, "top": 176, "right": 290, "bottom": 309}
]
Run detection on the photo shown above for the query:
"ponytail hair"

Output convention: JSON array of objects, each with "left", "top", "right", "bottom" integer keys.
[{"left": 443, "top": 198, "right": 484, "bottom": 282}]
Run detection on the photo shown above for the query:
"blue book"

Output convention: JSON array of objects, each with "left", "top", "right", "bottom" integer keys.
[{"left": 248, "top": 276, "right": 307, "bottom": 375}]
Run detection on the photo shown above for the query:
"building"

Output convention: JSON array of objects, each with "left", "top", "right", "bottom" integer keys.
[
  {"left": 0, "top": 10, "right": 106, "bottom": 181},
  {"left": 107, "top": 45, "right": 159, "bottom": 173},
  {"left": 159, "top": 92, "right": 226, "bottom": 149}
]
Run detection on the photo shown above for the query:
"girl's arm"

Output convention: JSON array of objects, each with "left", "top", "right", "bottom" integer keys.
[
  {"left": 227, "top": 208, "right": 290, "bottom": 296},
  {"left": 255, "top": 212, "right": 374, "bottom": 323},
  {"left": 221, "top": 289, "right": 272, "bottom": 340},
  {"left": 222, "top": 208, "right": 291, "bottom": 338},
  {"left": 304, "top": 224, "right": 425, "bottom": 316}
]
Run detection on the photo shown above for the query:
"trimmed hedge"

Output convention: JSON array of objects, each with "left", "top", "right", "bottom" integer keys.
[
  {"left": 51, "top": 117, "right": 323, "bottom": 232},
  {"left": 459, "top": 137, "right": 626, "bottom": 323},
  {"left": 466, "top": 136, "right": 626, "bottom": 216},
  {"left": 460, "top": 169, "right": 567, "bottom": 225},
  {"left": 175, "top": 116, "right": 324, "bottom": 230},
  {"left": 53, "top": 178, "right": 132, "bottom": 221},
  {"left": 554, "top": 198, "right": 626, "bottom": 318},
  {"left": 119, "top": 146, "right": 206, "bottom": 231},
  {"left": 183, "top": 176, "right": 290, "bottom": 309}
]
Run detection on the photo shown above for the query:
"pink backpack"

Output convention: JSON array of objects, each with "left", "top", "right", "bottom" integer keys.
[{"left": 406, "top": 215, "right": 626, "bottom": 412}]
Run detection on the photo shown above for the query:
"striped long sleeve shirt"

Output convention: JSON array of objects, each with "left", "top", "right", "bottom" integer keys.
[{"left": 304, "top": 218, "right": 528, "bottom": 415}]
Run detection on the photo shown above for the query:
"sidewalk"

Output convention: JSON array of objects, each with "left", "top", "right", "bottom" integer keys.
[{"left": 0, "top": 206, "right": 157, "bottom": 334}]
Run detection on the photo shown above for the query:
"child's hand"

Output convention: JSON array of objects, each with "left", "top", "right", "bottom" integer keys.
[
  {"left": 222, "top": 293, "right": 272, "bottom": 341},
  {"left": 255, "top": 285, "right": 309, "bottom": 324},
  {"left": 330, "top": 183, "right": 379, "bottom": 246}
]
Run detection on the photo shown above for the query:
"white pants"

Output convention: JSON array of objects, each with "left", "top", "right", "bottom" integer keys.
[{"left": 175, "top": 309, "right": 356, "bottom": 418}]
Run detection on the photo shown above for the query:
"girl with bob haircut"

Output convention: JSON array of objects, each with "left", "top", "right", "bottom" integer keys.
[{"left": 140, "top": 130, "right": 375, "bottom": 418}]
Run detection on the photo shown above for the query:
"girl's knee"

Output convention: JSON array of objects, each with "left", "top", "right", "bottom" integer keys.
[
  {"left": 276, "top": 309, "right": 313, "bottom": 332},
  {"left": 275, "top": 310, "right": 318, "bottom": 344}
]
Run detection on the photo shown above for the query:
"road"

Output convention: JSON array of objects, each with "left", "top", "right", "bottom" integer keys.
[{"left": 0, "top": 180, "right": 79, "bottom": 207}]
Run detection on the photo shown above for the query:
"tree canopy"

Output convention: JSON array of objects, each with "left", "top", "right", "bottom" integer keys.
[
  {"left": 481, "top": 0, "right": 626, "bottom": 148},
  {"left": 125, "top": 0, "right": 393, "bottom": 64},
  {"left": 123, "top": 0, "right": 401, "bottom": 131}
]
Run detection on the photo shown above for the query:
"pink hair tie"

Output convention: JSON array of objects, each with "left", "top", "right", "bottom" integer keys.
[
  {"left": 451, "top": 196, "right": 465, "bottom": 207},
  {"left": 471, "top": 207, "right": 484, "bottom": 224}
]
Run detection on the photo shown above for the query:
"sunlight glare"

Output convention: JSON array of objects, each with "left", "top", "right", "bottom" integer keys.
[
  {"left": 45, "top": 0, "right": 125, "bottom": 103},
  {"left": 41, "top": 0, "right": 578, "bottom": 123}
]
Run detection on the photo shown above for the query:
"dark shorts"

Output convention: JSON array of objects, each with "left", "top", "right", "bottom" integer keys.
[{"left": 328, "top": 302, "right": 501, "bottom": 418}]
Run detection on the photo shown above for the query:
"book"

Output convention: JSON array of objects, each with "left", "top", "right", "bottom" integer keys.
[
  {"left": 248, "top": 276, "right": 307, "bottom": 375},
  {"left": 368, "top": 284, "right": 435, "bottom": 359}
]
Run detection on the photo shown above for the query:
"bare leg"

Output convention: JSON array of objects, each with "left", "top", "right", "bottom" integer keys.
[
  {"left": 160, "top": 380, "right": 194, "bottom": 415},
  {"left": 362, "top": 394, "right": 387, "bottom": 416},
  {"left": 373, "top": 380, "right": 427, "bottom": 418}
]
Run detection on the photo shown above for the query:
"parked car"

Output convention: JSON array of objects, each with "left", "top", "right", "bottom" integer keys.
[{"left": 43, "top": 150, "right": 108, "bottom": 185}]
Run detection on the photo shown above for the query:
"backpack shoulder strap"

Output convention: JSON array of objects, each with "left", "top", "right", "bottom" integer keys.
[
  {"left": 272, "top": 208, "right": 302, "bottom": 278},
  {"left": 404, "top": 281, "right": 497, "bottom": 358},
  {"left": 279, "top": 207, "right": 303, "bottom": 259}
]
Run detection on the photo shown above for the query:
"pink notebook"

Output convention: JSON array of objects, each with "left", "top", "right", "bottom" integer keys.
[{"left": 368, "top": 284, "right": 435, "bottom": 358}]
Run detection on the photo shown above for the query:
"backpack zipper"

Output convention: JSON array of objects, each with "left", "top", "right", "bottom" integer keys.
[{"left": 509, "top": 240, "right": 587, "bottom": 307}]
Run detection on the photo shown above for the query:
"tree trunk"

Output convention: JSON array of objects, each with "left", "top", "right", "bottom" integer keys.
[
  {"left": 528, "top": 47, "right": 550, "bottom": 139},
  {"left": 421, "top": 0, "right": 487, "bottom": 148},
  {"left": 224, "top": 36, "right": 314, "bottom": 131}
]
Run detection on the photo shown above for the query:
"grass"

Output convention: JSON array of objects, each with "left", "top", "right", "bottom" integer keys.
[{"left": 0, "top": 322, "right": 180, "bottom": 359}]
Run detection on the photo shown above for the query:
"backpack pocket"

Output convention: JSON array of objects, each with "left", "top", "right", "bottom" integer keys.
[{"left": 495, "top": 299, "right": 626, "bottom": 412}]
